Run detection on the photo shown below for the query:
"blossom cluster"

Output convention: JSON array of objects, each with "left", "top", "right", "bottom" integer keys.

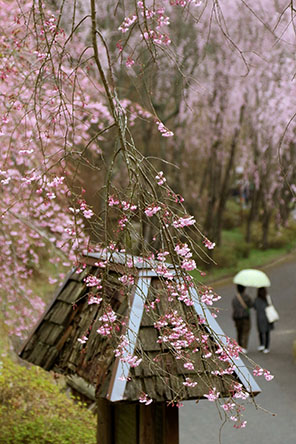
[
  {"left": 167, "top": 282, "right": 194, "bottom": 306},
  {"left": 173, "top": 215, "right": 196, "bottom": 228},
  {"left": 84, "top": 275, "right": 102, "bottom": 289},
  {"left": 155, "top": 171, "right": 166, "bottom": 185},
  {"left": 154, "top": 311, "right": 197, "bottom": 357},
  {"left": 253, "top": 366, "right": 274, "bottom": 381},
  {"left": 153, "top": 263, "right": 174, "bottom": 280},
  {"left": 204, "top": 387, "right": 220, "bottom": 401},
  {"left": 118, "top": 15, "right": 137, "bottom": 33},
  {"left": 114, "top": 335, "right": 142, "bottom": 368},
  {"left": 117, "top": 1, "right": 172, "bottom": 71},
  {"left": 77, "top": 335, "right": 88, "bottom": 344},
  {"left": 139, "top": 393, "right": 153, "bottom": 405},
  {"left": 88, "top": 294, "right": 103, "bottom": 305},
  {"left": 183, "top": 377, "right": 197, "bottom": 387},
  {"left": 156, "top": 120, "right": 174, "bottom": 137},
  {"left": 200, "top": 289, "right": 221, "bottom": 306},
  {"left": 203, "top": 238, "right": 216, "bottom": 250},
  {"left": 0, "top": 2, "right": 116, "bottom": 336},
  {"left": 145, "top": 204, "right": 161, "bottom": 217},
  {"left": 118, "top": 274, "right": 135, "bottom": 286},
  {"left": 96, "top": 306, "right": 117, "bottom": 336}
]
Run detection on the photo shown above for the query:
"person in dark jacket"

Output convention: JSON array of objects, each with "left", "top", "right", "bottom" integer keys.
[
  {"left": 232, "top": 284, "right": 253, "bottom": 353},
  {"left": 253, "top": 287, "right": 274, "bottom": 354}
]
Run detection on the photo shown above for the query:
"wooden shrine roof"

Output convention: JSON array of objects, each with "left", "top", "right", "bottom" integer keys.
[{"left": 20, "top": 254, "right": 260, "bottom": 402}]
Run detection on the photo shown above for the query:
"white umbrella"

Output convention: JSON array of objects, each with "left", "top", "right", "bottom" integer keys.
[{"left": 233, "top": 269, "right": 271, "bottom": 288}]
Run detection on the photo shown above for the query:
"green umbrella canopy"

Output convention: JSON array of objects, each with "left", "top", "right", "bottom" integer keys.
[{"left": 233, "top": 269, "right": 271, "bottom": 288}]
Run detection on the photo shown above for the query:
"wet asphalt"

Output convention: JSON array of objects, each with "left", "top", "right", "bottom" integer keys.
[{"left": 180, "top": 253, "right": 296, "bottom": 444}]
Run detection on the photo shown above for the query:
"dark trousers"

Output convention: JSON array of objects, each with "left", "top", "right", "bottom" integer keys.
[
  {"left": 259, "top": 332, "right": 270, "bottom": 349},
  {"left": 234, "top": 318, "right": 250, "bottom": 349}
]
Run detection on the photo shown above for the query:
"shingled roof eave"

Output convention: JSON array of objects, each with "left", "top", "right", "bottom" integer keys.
[
  {"left": 19, "top": 269, "right": 75, "bottom": 357},
  {"left": 19, "top": 253, "right": 261, "bottom": 401}
]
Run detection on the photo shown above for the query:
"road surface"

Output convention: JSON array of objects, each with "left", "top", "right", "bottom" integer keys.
[{"left": 180, "top": 254, "right": 296, "bottom": 444}]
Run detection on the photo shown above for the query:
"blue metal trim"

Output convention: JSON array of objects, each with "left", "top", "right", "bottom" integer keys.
[{"left": 109, "top": 271, "right": 151, "bottom": 401}]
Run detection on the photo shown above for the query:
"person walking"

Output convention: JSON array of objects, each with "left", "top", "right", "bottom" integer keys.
[
  {"left": 253, "top": 287, "right": 274, "bottom": 354},
  {"left": 232, "top": 284, "right": 253, "bottom": 353}
]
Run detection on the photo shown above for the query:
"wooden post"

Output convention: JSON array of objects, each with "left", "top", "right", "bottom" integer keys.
[
  {"left": 114, "top": 403, "right": 137, "bottom": 444},
  {"left": 139, "top": 402, "right": 179, "bottom": 444},
  {"left": 97, "top": 398, "right": 179, "bottom": 444},
  {"left": 97, "top": 398, "right": 112, "bottom": 444},
  {"left": 163, "top": 405, "right": 179, "bottom": 444},
  {"left": 139, "top": 404, "right": 156, "bottom": 444}
]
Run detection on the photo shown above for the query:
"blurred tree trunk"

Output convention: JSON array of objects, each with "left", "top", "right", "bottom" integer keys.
[
  {"left": 203, "top": 139, "right": 220, "bottom": 240},
  {"left": 245, "top": 185, "right": 260, "bottom": 244},
  {"left": 261, "top": 207, "right": 272, "bottom": 249},
  {"left": 213, "top": 106, "right": 244, "bottom": 245}
]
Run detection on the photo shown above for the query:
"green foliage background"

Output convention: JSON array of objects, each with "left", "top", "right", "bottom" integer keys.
[{"left": 0, "top": 358, "right": 96, "bottom": 444}]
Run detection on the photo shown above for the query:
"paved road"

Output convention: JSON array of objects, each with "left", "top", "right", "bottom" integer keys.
[{"left": 180, "top": 254, "right": 296, "bottom": 444}]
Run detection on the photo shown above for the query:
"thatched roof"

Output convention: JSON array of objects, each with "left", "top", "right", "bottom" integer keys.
[{"left": 20, "top": 252, "right": 260, "bottom": 403}]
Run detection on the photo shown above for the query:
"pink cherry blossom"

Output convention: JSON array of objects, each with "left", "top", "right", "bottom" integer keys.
[
  {"left": 77, "top": 335, "right": 88, "bottom": 344},
  {"left": 181, "top": 258, "right": 196, "bottom": 271},
  {"left": 118, "top": 274, "right": 135, "bottom": 286},
  {"left": 84, "top": 275, "right": 102, "bottom": 288},
  {"left": 175, "top": 243, "right": 192, "bottom": 258},
  {"left": 203, "top": 238, "right": 216, "bottom": 249},
  {"left": 263, "top": 370, "right": 274, "bottom": 381},
  {"left": 183, "top": 377, "right": 197, "bottom": 387},
  {"left": 118, "top": 216, "right": 128, "bottom": 230},
  {"left": 221, "top": 402, "right": 236, "bottom": 412},
  {"left": 139, "top": 393, "right": 153, "bottom": 405},
  {"left": 83, "top": 209, "right": 94, "bottom": 219},
  {"left": 232, "top": 383, "right": 249, "bottom": 400},
  {"left": 88, "top": 295, "right": 102, "bottom": 305},
  {"left": 184, "top": 362, "right": 194, "bottom": 370},
  {"left": 253, "top": 366, "right": 264, "bottom": 377},
  {"left": 155, "top": 171, "right": 166, "bottom": 185},
  {"left": 200, "top": 289, "right": 221, "bottom": 306},
  {"left": 118, "top": 15, "right": 137, "bottom": 33},
  {"left": 172, "top": 215, "right": 196, "bottom": 228},
  {"left": 157, "top": 250, "right": 169, "bottom": 262},
  {"left": 126, "top": 57, "right": 135, "bottom": 68},
  {"left": 156, "top": 120, "right": 174, "bottom": 137},
  {"left": 233, "top": 421, "right": 247, "bottom": 429},
  {"left": 144, "top": 205, "right": 161, "bottom": 217},
  {"left": 108, "top": 195, "right": 120, "bottom": 206},
  {"left": 97, "top": 307, "right": 117, "bottom": 336},
  {"left": 114, "top": 335, "right": 142, "bottom": 367},
  {"left": 204, "top": 387, "right": 220, "bottom": 402}
]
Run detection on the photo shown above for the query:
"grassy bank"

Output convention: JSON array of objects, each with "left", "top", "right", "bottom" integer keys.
[
  {"left": 193, "top": 223, "right": 296, "bottom": 284},
  {"left": 0, "top": 357, "right": 97, "bottom": 444}
]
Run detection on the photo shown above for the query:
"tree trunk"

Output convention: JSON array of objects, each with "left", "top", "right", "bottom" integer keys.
[
  {"left": 203, "top": 140, "right": 221, "bottom": 239},
  {"left": 245, "top": 186, "right": 260, "bottom": 244},
  {"left": 214, "top": 106, "right": 244, "bottom": 245},
  {"left": 261, "top": 209, "right": 271, "bottom": 249}
]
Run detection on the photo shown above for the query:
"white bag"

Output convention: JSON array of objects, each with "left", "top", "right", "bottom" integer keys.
[{"left": 265, "top": 295, "right": 279, "bottom": 323}]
